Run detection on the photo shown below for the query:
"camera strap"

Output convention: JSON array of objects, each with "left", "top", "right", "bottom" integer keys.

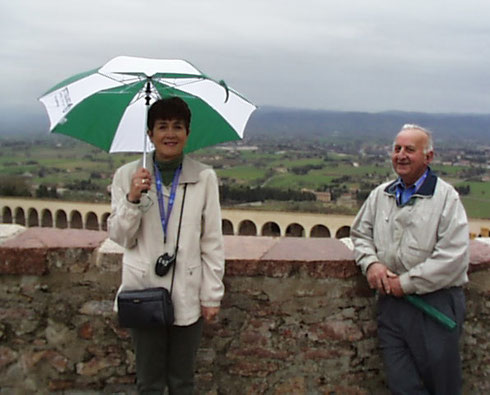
[{"left": 169, "top": 183, "right": 187, "bottom": 296}]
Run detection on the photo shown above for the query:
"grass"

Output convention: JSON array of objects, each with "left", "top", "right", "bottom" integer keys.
[
  {"left": 1, "top": 138, "right": 488, "bottom": 218},
  {"left": 461, "top": 197, "right": 490, "bottom": 219},
  {"left": 455, "top": 181, "right": 490, "bottom": 218},
  {"left": 266, "top": 171, "right": 336, "bottom": 189},
  {"left": 217, "top": 166, "right": 267, "bottom": 182}
]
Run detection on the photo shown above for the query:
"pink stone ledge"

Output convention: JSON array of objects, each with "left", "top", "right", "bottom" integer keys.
[{"left": 0, "top": 226, "right": 488, "bottom": 276}]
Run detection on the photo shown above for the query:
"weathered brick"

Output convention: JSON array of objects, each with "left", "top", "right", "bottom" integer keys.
[
  {"left": 76, "top": 354, "right": 121, "bottom": 376},
  {"left": 303, "top": 260, "right": 360, "bottom": 279},
  {"left": 227, "top": 346, "right": 290, "bottom": 360},
  {"left": 308, "top": 320, "right": 364, "bottom": 342},
  {"left": 78, "top": 321, "right": 94, "bottom": 340},
  {"left": 318, "top": 383, "right": 370, "bottom": 395},
  {"left": 48, "top": 379, "right": 75, "bottom": 392},
  {"left": 47, "top": 248, "right": 93, "bottom": 273},
  {"left": 79, "top": 300, "right": 114, "bottom": 317},
  {"left": 0, "top": 346, "right": 17, "bottom": 371},
  {"left": 225, "top": 259, "right": 297, "bottom": 277},
  {"left": 0, "top": 248, "right": 47, "bottom": 275},
  {"left": 228, "top": 360, "right": 279, "bottom": 378},
  {"left": 302, "top": 347, "right": 347, "bottom": 360},
  {"left": 22, "top": 350, "right": 69, "bottom": 373},
  {"left": 273, "top": 376, "right": 306, "bottom": 394}
]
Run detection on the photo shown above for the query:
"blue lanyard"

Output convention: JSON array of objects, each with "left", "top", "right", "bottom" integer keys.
[{"left": 153, "top": 163, "right": 182, "bottom": 243}]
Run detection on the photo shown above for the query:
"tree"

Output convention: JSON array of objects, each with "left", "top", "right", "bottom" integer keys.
[
  {"left": 455, "top": 185, "right": 471, "bottom": 196},
  {"left": 0, "top": 176, "right": 32, "bottom": 197}
]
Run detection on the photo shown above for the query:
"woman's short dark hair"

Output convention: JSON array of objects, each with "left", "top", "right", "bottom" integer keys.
[{"left": 147, "top": 97, "right": 191, "bottom": 131}]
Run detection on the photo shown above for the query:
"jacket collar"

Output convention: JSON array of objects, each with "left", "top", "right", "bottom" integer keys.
[
  {"left": 138, "top": 152, "right": 204, "bottom": 185},
  {"left": 385, "top": 167, "right": 438, "bottom": 198}
]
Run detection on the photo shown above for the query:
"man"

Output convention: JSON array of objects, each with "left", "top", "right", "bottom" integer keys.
[{"left": 351, "top": 124, "right": 469, "bottom": 394}]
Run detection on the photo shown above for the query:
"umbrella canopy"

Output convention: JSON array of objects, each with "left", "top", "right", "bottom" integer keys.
[{"left": 39, "top": 56, "right": 256, "bottom": 161}]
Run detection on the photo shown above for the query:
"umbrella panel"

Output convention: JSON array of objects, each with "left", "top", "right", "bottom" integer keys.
[
  {"left": 154, "top": 83, "right": 241, "bottom": 153},
  {"left": 51, "top": 81, "right": 145, "bottom": 152}
]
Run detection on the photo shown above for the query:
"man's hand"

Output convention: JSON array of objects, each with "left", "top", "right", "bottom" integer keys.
[
  {"left": 366, "top": 262, "right": 392, "bottom": 295},
  {"left": 201, "top": 306, "right": 220, "bottom": 323},
  {"left": 386, "top": 270, "right": 404, "bottom": 297}
]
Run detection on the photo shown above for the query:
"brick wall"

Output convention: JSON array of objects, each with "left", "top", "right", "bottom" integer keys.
[{"left": 0, "top": 226, "right": 489, "bottom": 394}]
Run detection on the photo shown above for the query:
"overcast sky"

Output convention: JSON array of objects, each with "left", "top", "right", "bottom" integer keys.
[{"left": 1, "top": 0, "right": 490, "bottom": 123}]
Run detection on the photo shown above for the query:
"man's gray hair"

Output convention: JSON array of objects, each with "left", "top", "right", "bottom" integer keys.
[{"left": 399, "top": 123, "right": 434, "bottom": 154}]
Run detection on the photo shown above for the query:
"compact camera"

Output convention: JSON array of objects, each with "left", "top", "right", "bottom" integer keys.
[{"left": 155, "top": 253, "right": 176, "bottom": 277}]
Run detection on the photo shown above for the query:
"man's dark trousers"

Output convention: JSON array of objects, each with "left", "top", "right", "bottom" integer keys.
[{"left": 377, "top": 288, "right": 465, "bottom": 395}]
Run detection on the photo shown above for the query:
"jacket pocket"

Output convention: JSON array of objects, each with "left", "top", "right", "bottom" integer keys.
[
  {"left": 402, "top": 243, "right": 431, "bottom": 267},
  {"left": 187, "top": 262, "right": 202, "bottom": 276},
  {"left": 121, "top": 259, "right": 148, "bottom": 290}
]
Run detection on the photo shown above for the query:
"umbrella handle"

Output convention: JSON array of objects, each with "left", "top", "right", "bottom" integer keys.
[
  {"left": 142, "top": 79, "right": 152, "bottom": 169},
  {"left": 404, "top": 294, "right": 457, "bottom": 330}
]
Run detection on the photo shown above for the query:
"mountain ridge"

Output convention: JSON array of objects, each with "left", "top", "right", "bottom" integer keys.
[{"left": 1, "top": 106, "right": 489, "bottom": 143}]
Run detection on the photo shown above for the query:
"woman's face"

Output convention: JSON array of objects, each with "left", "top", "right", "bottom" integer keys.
[{"left": 148, "top": 118, "right": 189, "bottom": 161}]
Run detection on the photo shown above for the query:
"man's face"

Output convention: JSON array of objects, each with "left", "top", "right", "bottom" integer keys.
[
  {"left": 391, "top": 128, "right": 433, "bottom": 186},
  {"left": 148, "top": 118, "right": 189, "bottom": 161}
]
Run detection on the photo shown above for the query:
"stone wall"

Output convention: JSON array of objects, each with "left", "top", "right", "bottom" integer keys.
[{"left": 0, "top": 225, "right": 489, "bottom": 394}]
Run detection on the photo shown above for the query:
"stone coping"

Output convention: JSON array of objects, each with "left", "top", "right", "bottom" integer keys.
[{"left": 0, "top": 225, "right": 488, "bottom": 276}]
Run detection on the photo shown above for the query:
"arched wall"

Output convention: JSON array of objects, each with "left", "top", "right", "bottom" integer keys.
[
  {"left": 2, "top": 197, "right": 486, "bottom": 237},
  {"left": 0, "top": 197, "right": 378, "bottom": 237}
]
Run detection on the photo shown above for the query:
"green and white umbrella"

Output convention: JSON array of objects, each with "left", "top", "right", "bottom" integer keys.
[{"left": 39, "top": 56, "right": 256, "bottom": 166}]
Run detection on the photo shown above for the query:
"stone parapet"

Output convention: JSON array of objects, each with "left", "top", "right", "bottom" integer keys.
[{"left": 0, "top": 225, "right": 489, "bottom": 394}]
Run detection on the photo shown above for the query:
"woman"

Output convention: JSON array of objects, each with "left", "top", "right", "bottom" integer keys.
[{"left": 108, "top": 97, "right": 225, "bottom": 394}]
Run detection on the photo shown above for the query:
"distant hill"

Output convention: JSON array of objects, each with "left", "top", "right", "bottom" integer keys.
[
  {"left": 245, "top": 106, "right": 490, "bottom": 144},
  {"left": 1, "top": 106, "right": 490, "bottom": 144}
]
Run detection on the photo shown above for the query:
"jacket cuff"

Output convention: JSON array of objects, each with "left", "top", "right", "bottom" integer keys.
[
  {"left": 399, "top": 272, "right": 416, "bottom": 294},
  {"left": 359, "top": 257, "right": 379, "bottom": 275},
  {"left": 122, "top": 193, "right": 152, "bottom": 213}
]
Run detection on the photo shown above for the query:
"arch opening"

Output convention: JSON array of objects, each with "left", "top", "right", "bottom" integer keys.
[
  {"left": 2, "top": 207, "right": 13, "bottom": 224},
  {"left": 335, "top": 226, "right": 351, "bottom": 239},
  {"left": 86, "top": 212, "right": 100, "bottom": 231},
  {"left": 28, "top": 208, "right": 39, "bottom": 227},
  {"left": 41, "top": 209, "right": 53, "bottom": 227},
  {"left": 285, "top": 223, "right": 305, "bottom": 237},
  {"left": 70, "top": 211, "right": 83, "bottom": 229},
  {"left": 14, "top": 207, "right": 25, "bottom": 226},
  {"left": 261, "top": 221, "right": 280, "bottom": 237},
  {"left": 222, "top": 219, "right": 234, "bottom": 235},
  {"left": 56, "top": 210, "right": 68, "bottom": 229},
  {"left": 310, "top": 224, "right": 331, "bottom": 238},
  {"left": 238, "top": 220, "right": 257, "bottom": 236}
]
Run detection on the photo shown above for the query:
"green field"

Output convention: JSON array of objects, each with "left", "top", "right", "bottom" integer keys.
[
  {"left": 455, "top": 181, "right": 490, "bottom": 219},
  {"left": 1, "top": 137, "right": 488, "bottom": 218},
  {"left": 217, "top": 166, "right": 267, "bottom": 183}
]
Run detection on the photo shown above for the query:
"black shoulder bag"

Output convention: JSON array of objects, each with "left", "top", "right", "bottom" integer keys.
[{"left": 117, "top": 184, "right": 188, "bottom": 328}]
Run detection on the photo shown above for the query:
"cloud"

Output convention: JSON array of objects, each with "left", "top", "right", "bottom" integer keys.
[{"left": 1, "top": 0, "right": 490, "bottom": 119}]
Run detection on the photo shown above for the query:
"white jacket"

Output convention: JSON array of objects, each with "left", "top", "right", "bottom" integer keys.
[
  {"left": 351, "top": 170, "right": 469, "bottom": 295},
  {"left": 108, "top": 154, "right": 225, "bottom": 325}
]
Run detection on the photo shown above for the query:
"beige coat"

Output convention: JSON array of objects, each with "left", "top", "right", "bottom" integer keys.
[
  {"left": 351, "top": 172, "right": 469, "bottom": 295},
  {"left": 108, "top": 154, "right": 225, "bottom": 326}
]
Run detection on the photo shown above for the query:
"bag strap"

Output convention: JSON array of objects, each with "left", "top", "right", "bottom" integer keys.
[{"left": 170, "top": 183, "right": 187, "bottom": 296}]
